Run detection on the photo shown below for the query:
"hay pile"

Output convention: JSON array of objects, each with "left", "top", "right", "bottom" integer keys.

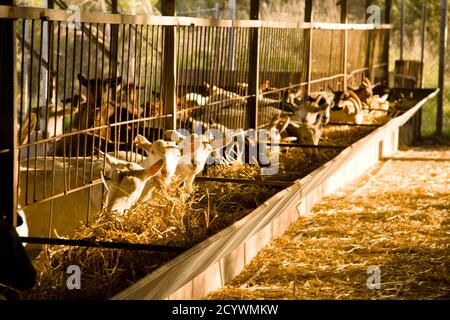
[
  {"left": 20, "top": 164, "right": 281, "bottom": 300},
  {"left": 206, "top": 147, "right": 450, "bottom": 300},
  {"left": 17, "top": 110, "right": 393, "bottom": 300}
]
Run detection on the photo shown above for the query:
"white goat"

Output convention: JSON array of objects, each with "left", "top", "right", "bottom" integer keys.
[
  {"left": 286, "top": 92, "right": 334, "bottom": 154},
  {"left": 137, "top": 133, "right": 216, "bottom": 193}
]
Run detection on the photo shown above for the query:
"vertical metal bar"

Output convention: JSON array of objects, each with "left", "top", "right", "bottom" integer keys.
[
  {"left": 247, "top": 0, "right": 259, "bottom": 130},
  {"left": 437, "top": 0, "right": 448, "bottom": 137},
  {"left": 399, "top": 0, "right": 404, "bottom": 61},
  {"left": 0, "top": 0, "right": 17, "bottom": 226},
  {"left": 161, "top": 0, "right": 177, "bottom": 130}
]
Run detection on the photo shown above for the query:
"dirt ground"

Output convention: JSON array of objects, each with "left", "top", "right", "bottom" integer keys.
[{"left": 206, "top": 146, "right": 450, "bottom": 300}]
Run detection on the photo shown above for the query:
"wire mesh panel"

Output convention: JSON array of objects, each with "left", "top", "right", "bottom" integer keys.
[
  {"left": 0, "top": 5, "right": 392, "bottom": 241},
  {"left": 15, "top": 17, "right": 166, "bottom": 237},
  {"left": 310, "top": 29, "right": 346, "bottom": 92},
  {"left": 258, "top": 27, "right": 307, "bottom": 119},
  {"left": 347, "top": 29, "right": 370, "bottom": 87},
  {"left": 176, "top": 25, "right": 250, "bottom": 130}
]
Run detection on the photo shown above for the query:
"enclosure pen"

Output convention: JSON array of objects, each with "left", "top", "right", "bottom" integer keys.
[{"left": 0, "top": 1, "right": 439, "bottom": 300}]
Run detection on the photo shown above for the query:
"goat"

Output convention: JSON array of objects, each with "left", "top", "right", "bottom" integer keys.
[
  {"left": 137, "top": 132, "right": 218, "bottom": 193},
  {"left": 133, "top": 136, "right": 182, "bottom": 203},
  {"left": 103, "top": 154, "right": 164, "bottom": 214},
  {"left": 286, "top": 92, "right": 334, "bottom": 156},
  {"left": 19, "top": 103, "right": 73, "bottom": 159},
  {"left": 330, "top": 90, "right": 365, "bottom": 124},
  {"left": 349, "top": 77, "right": 373, "bottom": 105}
]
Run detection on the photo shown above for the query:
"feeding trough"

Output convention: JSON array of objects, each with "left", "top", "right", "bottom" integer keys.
[{"left": 112, "top": 88, "right": 438, "bottom": 300}]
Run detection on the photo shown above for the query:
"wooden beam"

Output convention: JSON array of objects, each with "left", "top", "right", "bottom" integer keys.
[
  {"left": 247, "top": 0, "right": 259, "bottom": 130},
  {"left": 340, "top": 0, "right": 347, "bottom": 23},
  {"left": 161, "top": 0, "right": 177, "bottom": 131},
  {"left": 399, "top": 0, "right": 404, "bottom": 60},
  {"left": 383, "top": 0, "right": 392, "bottom": 87},
  {"left": 437, "top": 0, "right": 448, "bottom": 137},
  {"left": 0, "top": 0, "right": 18, "bottom": 226}
]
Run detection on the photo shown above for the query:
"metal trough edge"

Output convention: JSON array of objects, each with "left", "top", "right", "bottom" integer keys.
[{"left": 112, "top": 89, "right": 438, "bottom": 300}]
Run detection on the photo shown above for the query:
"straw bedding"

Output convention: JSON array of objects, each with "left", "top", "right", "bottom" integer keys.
[
  {"left": 13, "top": 108, "right": 400, "bottom": 300},
  {"left": 206, "top": 147, "right": 450, "bottom": 299}
]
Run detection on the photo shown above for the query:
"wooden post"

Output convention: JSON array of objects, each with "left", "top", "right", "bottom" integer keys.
[
  {"left": 399, "top": 0, "right": 404, "bottom": 61},
  {"left": 419, "top": 3, "right": 427, "bottom": 87},
  {"left": 341, "top": 0, "right": 348, "bottom": 91},
  {"left": 340, "top": 0, "right": 347, "bottom": 23},
  {"left": 365, "top": 0, "right": 374, "bottom": 83},
  {"left": 437, "top": 0, "right": 448, "bottom": 137},
  {"left": 383, "top": 0, "right": 392, "bottom": 87},
  {"left": 247, "top": 0, "right": 259, "bottom": 130},
  {"left": 0, "top": 0, "right": 18, "bottom": 226},
  {"left": 304, "top": 0, "right": 313, "bottom": 95},
  {"left": 110, "top": 0, "right": 119, "bottom": 102},
  {"left": 161, "top": 0, "right": 177, "bottom": 131}
]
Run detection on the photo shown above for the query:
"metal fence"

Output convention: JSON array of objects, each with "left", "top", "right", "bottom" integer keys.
[{"left": 0, "top": 4, "right": 390, "bottom": 245}]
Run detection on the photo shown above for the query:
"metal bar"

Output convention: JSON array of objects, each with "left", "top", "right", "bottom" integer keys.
[
  {"left": 247, "top": 0, "right": 259, "bottom": 130},
  {"left": 16, "top": 30, "right": 49, "bottom": 69},
  {"left": 267, "top": 143, "right": 348, "bottom": 149},
  {"left": 162, "top": 0, "right": 177, "bottom": 130},
  {"left": 20, "top": 237, "right": 187, "bottom": 253},
  {"left": 195, "top": 176, "right": 292, "bottom": 187},
  {"left": 437, "top": 0, "right": 447, "bottom": 137},
  {"left": 0, "top": 0, "right": 17, "bottom": 226},
  {"left": 327, "top": 122, "right": 382, "bottom": 127}
]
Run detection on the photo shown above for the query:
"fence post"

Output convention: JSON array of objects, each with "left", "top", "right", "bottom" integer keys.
[
  {"left": 0, "top": 0, "right": 18, "bottom": 226},
  {"left": 304, "top": 0, "right": 313, "bottom": 95},
  {"left": 111, "top": 0, "right": 119, "bottom": 101},
  {"left": 162, "top": 0, "right": 177, "bottom": 131},
  {"left": 399, "top": 0, "right": 404, "bottom": 61},
  {"left": 341, "top": 0, "right": 348, "bottom": 91},
  {"left": 365, "top": 0, "right": 374, "bottom": 83},
  {"left": 247, "top": 0, "right": 259, "bottom": 130},
  {"left": 437, "top": 0, "right": 447, "bottom": 137},
  {"left": 383, "top": 0, "right": 392, "bottom": 87}
]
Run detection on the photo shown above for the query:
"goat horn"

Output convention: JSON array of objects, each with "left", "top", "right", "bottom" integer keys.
[
  {"left": 348, "top": 90, "right": 363, "bottom": 112},
  {"left": 279, "top": 116, "right": 290, "bottom": 134}
]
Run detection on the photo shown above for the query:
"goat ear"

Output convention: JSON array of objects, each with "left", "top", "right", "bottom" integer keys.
[
  {"left": 314, "top": 94, "right": 323, "bottom": 104},
  {"left": 140, "top": 159, "right": 163, "bottom": 180}
]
